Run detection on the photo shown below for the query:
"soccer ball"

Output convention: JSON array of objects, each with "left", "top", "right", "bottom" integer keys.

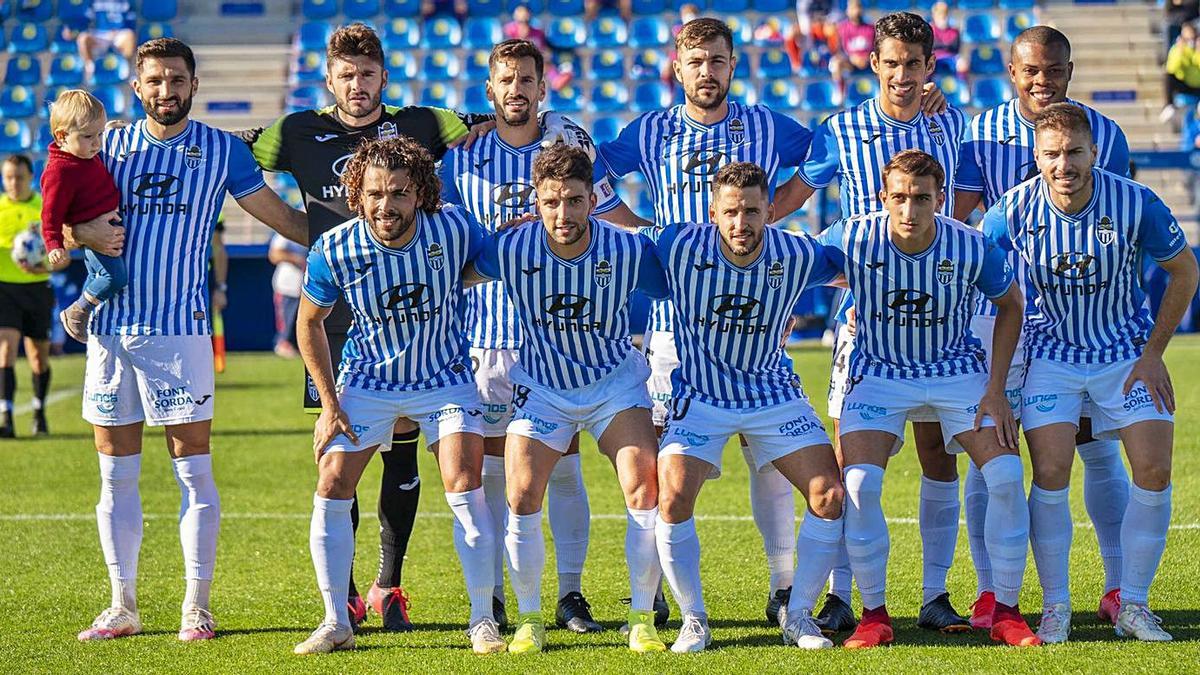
[{"left": 11, "top": 226, "right": 46, "bottom": 269}]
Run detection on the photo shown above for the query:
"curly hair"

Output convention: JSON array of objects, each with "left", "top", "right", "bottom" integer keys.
[{"left": 341, "top": 137, "right": 441, "bottom": 217}]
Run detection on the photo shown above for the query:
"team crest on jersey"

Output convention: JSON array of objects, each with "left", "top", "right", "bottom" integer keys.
[
  {"left": 936, "top": 258, "right": 955, "bottom": 285},
  {"left": 729, "top": 117, "right": 746, "bottom": 144},
  {"left": 1096, "top": 216, "right": 1116, "bottom": 245},
  {"left": 595, "top": 259, "right": 612, "bottom": 288},
  {"left": 184, "top": 145, "right": 203, "bottom": 169},
  {"left": 378, "top": 122, "right": 399, "bottom": 140},
  {"left": 928, "top": 120, "right": 945, "bottom": 146},
  {"left": 427, "top": 242, "right": 445, "bottom": 270},
  {"left": 767, "top": 260, "right": 784, "bottom": 288}
]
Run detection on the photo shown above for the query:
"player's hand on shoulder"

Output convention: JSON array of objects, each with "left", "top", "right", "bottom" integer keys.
[
  {"left": 539, "top": 112, "right": 596, "bottom": 162},
  {"left": 313, "top": 406, "right": 357, "bottom": 463},
  {"left": 104, "top": 119, "right": 129, "bottom": 132},
  {"left": 454, "top": 119, "right": 498, "bottom": 150},
  {"left": 920, "top": 82, "right": 949, "bottom": 116},
  {"left": 498, "top": 212, "right": 537, "bottom": 232},
  {"left": 232, "top": 127, "right": 264, "bottom": 146}
]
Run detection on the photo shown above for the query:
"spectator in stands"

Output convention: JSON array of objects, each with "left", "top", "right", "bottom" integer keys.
[
  {"left": 67, "top": 0, "right": 137, "bottom": 78},
  {"left": 930, "top": 1, "right": 964, "bottom": 74},
  {"left": 1164, "top": 0, "right": 1199, "bottom": 62},
  {"left": 831, "top": 0, "right": 874, "bottom": 102},
  {"left": 268, "top": 232, "right": 306, "bottom": 359},
  {"left": 504, "top": 5, "right": 573, "bottom": 90},
  {"left": 1163, "top": 23, "right": 1200, "bottom": 121},
  {"left": 421, "top": 0, "right": 468, "bottom": 21},
  {"left": 787, "top": 0, "right": 839, "bottom": 70},
  {"left": 584, "top": 0, "right": 632, "bottom": 23}
]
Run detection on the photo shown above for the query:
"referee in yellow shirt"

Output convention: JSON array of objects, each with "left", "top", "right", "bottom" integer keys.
[{"left": 0, "top": 155, "right": 54, "bottom": 438}]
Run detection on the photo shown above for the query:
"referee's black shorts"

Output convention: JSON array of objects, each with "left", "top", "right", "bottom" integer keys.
[{"left": 0, "top": 280, "right": 53, "bottom": 340}]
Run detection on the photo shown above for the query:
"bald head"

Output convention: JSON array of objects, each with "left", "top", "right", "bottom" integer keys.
[{"left": 1010, "top": 25, "right": 1071, "bottom": 62}]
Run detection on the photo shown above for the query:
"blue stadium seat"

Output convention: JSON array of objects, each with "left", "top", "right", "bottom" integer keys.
[
  {"left": 971, "top": 76, "right": 1012, "bottom": 109},
  {"left": 302, "top": 0, "right": 339, "bottom": 20},
  {"left": 753, "top": 0, "right": 789, "bottom": 13},
  {"left": 5, "top": 53, "right": 40, "bottom": 86},
  {"left": 761, "top": 80, "right": 799, "bottom": 111},
  {"left": 591, "top": 115, "right": 622, "bottom": 144},
  {"left": 384, "top": 0, "right": 421, "bottom": 15},
  {"left": 798, "top": 48, "right": 829, "bottom": 78},
  {"left": 873, "top": 0, "right": 911, "bottom": 10},
  {"left": 632, "top": 81, "right": 669, "bottom": 112},
  {"left": 799, "top": 80, "right": 836, "bottom": 112},
  {"left": 141, "top": 0, "right": 179, "bottom": 21},
  {"left": 467, "top": 0, "right": 504, "bottom": 17},
  {"left": 286, "top": 85, "right": 331, "bottom": 110},
  {"left": 629, "top": 17, "right": 669, "bottom": 49},
  {"left": 753, "top": 16, "right": 793, "bottom": 47},
  {"left": 588, "top": 16, "right": 628, "bottom": 49},
  {"left": 424, "top": 17, "right": 462, "bottom": 48},
  {"left": 1005, "top": 11, "right": 1035, "bottom": 42},
  {"left": 93, "top": 85, "right": 128, "bottom": 117},
  {"left": 549, "top": 85, "right": 584, "bottom": 113},
  {"left": 50, "top": 26, "right": 76, "bottom": 53},
  {"left": 421, "top": 50, "right": 461, "bottom": 80},
  {"left": 344, "top": 0, "right": 381, "bottom": 18},
  {"left": 92, "top": 52, "right": 131, "bottom": 86},
  {"left": 938, "top": 75, "right": 970, "bottom": 107},
  {"left": 9, "top": 22, "right": 48, "bottom": 53},
  {"left": 631, "top": 0, "right": 664, "bottom": 15},
  {"left": 138, "top": 22, "right": 175, "bottom": 43},
  {"left": 999, "top": 0, "right": 1035, "bottom": 9},
  {"left": 36, "top": 120, "right": 53, "bottom": 149},
  {"left": 845, "top": 76, "right": 878, "bottom": 107},
  {"left": 0, "top": 119, "right": 31, "bottom": 153},
  {"left": 42, "top": 84, "right": 68, "bottom": 118},
  {"left": 728, "top": 79, "right": 757, "bottom": 106},
  {"left": 590, "top": 49, "right": 625, "bottom": 81},
  {"left": 130, "top": 91, "right": 144, "bottom": 118},
  {"left": 547, "top": 17, "right": 586, "bottom": 49},
  {"left": 419, "top": 82, "right": 459, "bottom": 108},
  {"left": 297, "top": 21, "right": 333, "bottom": 52},
  {"left": 464, "top": 18, "right": 501, "bottom": 50},
  {"left": 463, "top": 84, "right": 490, "bottom": 113},
  {"left": 546, "top": 0, "right": 583, "bottom": 16},
  {"left": 383, "top": 82, "right": 410, "bottom": 106},
  {"left": 591, "top": 81, "right": 628, "bottom": 113},
  {"left": 294, "top": 50, "right": 327, "bottom": 83},
  {"left": 386, "top": 50, "right": 419, "bottom": 80},
  {"left": 48, "top": 53, "right": 84, "bottom": 86},
  {"left": 933, "top": 56, "right": 956, "bottom": 79},
  {"left": 734, "top": 56, "right": 751, "bottom": 79},
  {"left": 717, "top": 0, "right": 748, "bottom": 12},
  {"left": 757, "top": 49, "right": 792, "bottom": 80},
  {"left": 724, "top": 16, "right": 753, "bottom": 44},
  {"left": 968, "top": 45, "right": 1005, "bottom": 75},
  {"left": 957, "top": 0, "right": 994, "bottom": 9},
  {"left": 16, "top": 0, "right": 51, "bottom": 22},
  {"left": 58, "top": 0, "right": 91, "bottom": 27},
  {"left": 382, "top": 17, "right": 421, "bottom": 49},
  {"left": 962, "top": 13, "right": 999, "bottom": 44},
  {"left": 464, "top": 49, "right": 491, "bottom": 80},
  {"left": 631, "top": 49, "right": 665, "bottom": 80}
]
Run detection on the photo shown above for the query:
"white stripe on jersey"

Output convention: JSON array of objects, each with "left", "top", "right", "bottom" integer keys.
[
  {"left": 662, "top": 225, "right": 828, "bottom": 409},
  {"left": 314, "top": 207, "right": 476, "bottom": 392},
  {"left": 494, "top": 218, "right": 648, "bottom": 390},
  {"left": 831, "top": 214, "right": 991, "bottom": 379},
  {"left": 96, "top": 120, "right": 259, "bottom": 336}
]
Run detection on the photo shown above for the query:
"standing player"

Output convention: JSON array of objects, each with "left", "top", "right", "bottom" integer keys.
[
  {"left": 294, "top": 137, "right": 504, "bottom": 655},
  {"left": 953, "top": 26, "right": 1133, "bottom": 630},
  {"left": 984, "top": 104, "right": 1197, "bottom": 643},
  {"left": 470, "top": 145, "right": 669, "bottom": 655},
  {"left": 824, "top": 150, "right": 1038, "bottom": 648},
  {"left": 777, "top": 11, "right": 969, "bottom": 633},
  {"left": 69, "top": 38, "right": 308, "bottom": 643},
  {"left": 653, "top": 163, "right": 847, "bottom": 653}
]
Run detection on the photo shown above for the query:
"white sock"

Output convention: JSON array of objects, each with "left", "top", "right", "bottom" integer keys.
[
  {"left": 1120, "top": 484, "right": 1171, "bottom": 606},
  {"left": 183, "top": 579, "right": 211, "bottom": 613},
  {"left": 626, "top": 507, "right": 660, "bottom": 612},
  {"left": 744, "top": 445, "right": 796, "bottom": 592},
  {"left": 547, "top": 454, "right": 589, "bottom": 599},
  {"left": 506, "top": 510, "right": 545, "bottom": 615},
  {"left": 788, "top": 512, "right": 843, "bottom": 615},
  {"left": 828, "top": 543, "right": 852, "bottom": 602},
  {"left": 310, "top": 494, "right": 354, "bottom": 627},
  {"left": 1029, "top": 483, "right": 1072, "bottom": 607},
  {"left": 480, "top": 454, "right": 508, "bottom": 599},
  {"left": 1077, "top": 439, "right": 1129, "bottom": 593},
  {"left": 964, "top": 461, "right": 993, "bottom": 596},
  {"left": 446, "top": 487, "right": 497, "bottom": 624},
  {"left": 172, "top": 455, "right": 220, "bottom": 609},
  {"left": 919, "top": 476, "right": 960, "bottom": 605},
  {"left": 655, "top": 515, "right": 705, "bottom": 617},
  {"left": 97, "top": 453, "right": 142, "bottom": 612},
  {"left": 981, "top": 455, "right": 1030, "bottom": 608},
  {"left": 843, "top": 464, "right": 888, "bottom": 610}
]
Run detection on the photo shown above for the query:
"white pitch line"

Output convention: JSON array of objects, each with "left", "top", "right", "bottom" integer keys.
[
  {"left": 12, "top": 387, "right": 78, "bottom": 416},
  {"left": 1, "top": 511, "right": 1198, "bottom": 530}
]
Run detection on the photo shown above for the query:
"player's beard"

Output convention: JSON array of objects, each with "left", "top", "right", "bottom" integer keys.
[
  {"left": 723, "top": 228, "right": 762, "bottom": 258},
  {"left": 552, "top": 218, "right": 587, "bottom": 247},
  {"left": 370, "top": 209, "right": 415, "bottom": 243},
  {"left": 685, "top": 76, "right": 729, "bottom": 110},
  {"left": 143, "top": 93, "right": 193, "bottom": 126},
  {"left": 337, "top": 89, "right": 382, "bottom": 120}
]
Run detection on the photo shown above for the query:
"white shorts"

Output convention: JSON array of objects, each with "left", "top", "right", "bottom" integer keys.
[
  {"left": 1021, "top": 356, "right": 1174, "bottom": 439},
  {"left": 827, "top": 322, "right": 853, "bottom": 420},
  {"left": 971, "top": 314, "right": 1026, "bottom": 418},
  {"left": 507, "top": 352, "right": 652, "bottom": 453},
  {"left": 470, "top": 347, "right": 518, "bottom": 437},
  {"left": 83, "top": 334, "right": 215, "bottom": 427},
  {"left": 643, "top": 329, "right": 679, "bottom": 428},
  {"left": 323, "top": 382, "right": 484, "bottom": 453},
  {"left": 839, "top": 371, "right": 996, "bottom": 454},
  {"left": 660, "top": 395, "right": 831, "bottom": 479}
]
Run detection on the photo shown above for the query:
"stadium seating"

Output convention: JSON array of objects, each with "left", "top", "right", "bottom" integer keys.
[
  {"left": 588, "top": 16, "right": 628, "bottom": 49},
  {"left": 463, "top": 18, "right": 502, "bottom": 50},
  {"left": 753, "top": 0, "right": 790, "bottom": 14},
  {"left": 718, "top": 0, "right": 749, "bottom": 14},
  {"left": 35, "top": 120, "right": 53, "bottom": 149},
  {"left": 286, "top": 85, "right": 331, "bottom": 110},
  {"left": 383, "top": 17, "right": 421, "bottom": 49},
  {"left": 757, "top": 49, "right": 792, "bottom": 80},
  {"left": 761, "top": 79, "right": 800, "bottom": 111},
  {"left": 725, "top": 16, "right": 753, "bottom": 44},
  {"left": 874, "top": 0, "right": 912, "bottom": 10},
  {"left": 387, "top": 50, "right": 419, "bottom": 79},
  {"left": 798, "top": 49, "right": 829, "bottom": 78},
  {"left": 0, "top": 85, "right": 36, "bottom": 118},
  {"left": 142, "top": 0, "right": 180, "bottom": 21},
  {"left": 591, "top": 81, "right": 629, "bottom": 113},
  {"left": 58, "top": 0, "right": 91, "bottom": 28},
  {"left": 753, "top": 16, "right": 792, "bottom": 47},
  {"left": 591, "top": 115, "right": 622, "bottom": 144},
  {"left": 424, "top": 17, "right": 463, "bottom": 49},
  {"left": 422, "top": 50, "right": 462, "bottom": 80},
  {"left": 631, "top": 49, "right": 665, "bottom": 80},
  {"left": 42, "top": 85, "right": 68, "bottom": 118},
  {"left": 506, "top": 0, "right": 544, "bottom": 13},
  {"left": 934, "top": 56, "right": 957, "bottom": 79},
  {"left": 799, "top": 80, "right": 836, "bottom": 112},
  {"left": 420, "top": 82, "right": 460, "bottom": 108},
  {"left": 139, "top": 22, "right": 175, "bottom": 43},
  {"left": 0, "top": 119, "right": 31, "bottom": 153},
  {"left": 971, "top": 76, "right": 1012, "bottom": 108},
  {"left": 549, "top": 84, "right": 584, "bottom": 113},
  {"left": 298, "top": 21, "right": 333, "bottom": 51},
  {"left": 93, "top": 85, "right": 128, "bottom": 117},
  {"left": 345, "top": 0, "right": 382, "bottom": 19},
  {"left": 939, "top": 75, "right": 970, "bottom": 107},
  {"left": 546, "top": 0, "right": 584, "bottom": 17},
  {"left": 728, "top": 79, "right": 758, "bottom": 105},
  {"left": 384, "top": 0, "right": 421, "bottom": 17},
  {"left": 1005, "top": 11, "right": 1035, "bottom": 42},
  {"left": 48, "top": 53, "right": 84, "bottom": 86},
  {"left": 962, "top": 13, "right": 1000, "bottom": 44},
  {"left": 467, "top": 0, "right": 504, "bottom": 17},
  {"left": 383, "top": 81, "right": 411, "bottom": 106},
  {"left": 463, "top": 83, "right": 490, "bottom": 113},
  {"left": 958, "top": 0, "right": 995, "bottom": 9},
  {"left": 302, "top": 0, "right": 339, "bottom": 20},
  {"left": 629, "top": 16, "right": 669, "bottom": 49},
  {"left": 999, "top": 0, "right": 1035, "bottom": 9},
  {"left": 968, "top": 45, "right": 1005, "bottom": 75},
  {"left": 547, "top": 17, "right": 587, "bottom": 49},
  {"left": 294, "top": 50, "right": 327, "bottom": 83},
  {"left": 16, "top": 0, "right": 51, "bottom": 22},
  {"left": 464, "top": 49, "right": 491, "bottom": 80},
  {"left": 4, "top": 53, "right": 40, "bottom": 86},
  {"left": 734, "top": 56, "right": 751, "bottom": 79},
  {"left": 590, "top": 49, "right": 626, "bottom": 81},
  {"left": 632, "top": 81, "right": 671, "bottom": 112},
  {"left": 9, "top": 22, "right": 48, "bottom": 53},
  {"left": 845, "top": 76, "right": 879, "bottom": 107},
  {"left": 632, "top": 0, "right": 665, "bottom": 16}
]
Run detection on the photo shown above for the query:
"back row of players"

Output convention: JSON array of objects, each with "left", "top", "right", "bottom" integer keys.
[{"left": 70, "top": 13, "right": 1195, "bottom": 656}]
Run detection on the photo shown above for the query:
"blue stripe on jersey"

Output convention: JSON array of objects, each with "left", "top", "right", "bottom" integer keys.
[
  {"left": 492, "top": 218, "right": 650, "bottom": 390},
  {"left": 985, "top": 170, "right": 1186, "bottom": 364},
  {"left": 308, "top": 206, "right": 476, "bottom": 391},
  {"left": 661, "top": 224, "right": 834, "bottom": 409},
  {"left": 95, "top": 120, "right": 266, "bottom": 336},
  {"left": 828, "top": 213, "right": 994, "bottom": 379}
]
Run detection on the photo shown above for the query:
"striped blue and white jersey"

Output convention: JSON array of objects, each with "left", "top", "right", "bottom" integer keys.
[
  {"left": 599, "top": 102, "right": 813, "bottom": 332},
  {"left": 983, "top": 170, "right": 1187, "bottom": 364},
  {"left": 821, "top": 213, "right": 1013, "bottom": 379},
  {"left": 474, "top": 218, "right": 669, "bottom": 390},
  {"left": 302, "top": 204, "right": 484, "bottom": 392},
  {"left": 94, "top": 120, "right": 266, "bottom": 336},
  {"left": 440, "top": 125, "right": 619, "bottom": 350},
  {"left": 658, "top": 224, "right": 838, "bottom": 409}
]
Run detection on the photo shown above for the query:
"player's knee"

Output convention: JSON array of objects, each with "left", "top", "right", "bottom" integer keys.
[
  {"left": 808, "top": 476, "right": 844, "bottom": 520},
  {"left": 1130, "top": 464, "right": 1172, "bottom": 492},
  {"left": 316, "top": 469, "right": 356, "bottom": 500},
  {"left": 1030, "top": 458, "right": 1072, "bottom": 490},
  {"left": 658, "top": 488, "right": 695, "bottom": 523},
  {"left": 442, "top": 471, "right": 480, "bottom": 494}
]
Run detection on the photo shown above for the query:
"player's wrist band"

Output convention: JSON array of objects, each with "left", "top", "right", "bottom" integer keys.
[{"left": 215, "top": 283, "right": 228, "bottom": 292}]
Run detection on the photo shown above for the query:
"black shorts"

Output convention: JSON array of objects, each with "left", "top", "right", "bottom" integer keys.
[
  {"left": 0, "top": 281, "right": 54, "bottom": 340},
  {"left": 304, "top": 331, "right": 348, "bottom": 413}
]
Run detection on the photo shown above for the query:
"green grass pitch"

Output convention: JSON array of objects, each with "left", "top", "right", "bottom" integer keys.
[{"left": 3, "top": 340, "right": 1200, "bottom": 673}]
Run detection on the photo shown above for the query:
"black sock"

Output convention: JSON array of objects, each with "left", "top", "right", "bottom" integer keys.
[
  {"left": 0, "top": 367, "right": 14, "bottom": 414},
  {"left": 377, "top": 429, "right": 421, "bottom": 588},
  {"left": 348, "top": 492, "right": 360, "bottom": 599},
  {"left": 32, "top": 368, "right": 50, "bottom": 411}
]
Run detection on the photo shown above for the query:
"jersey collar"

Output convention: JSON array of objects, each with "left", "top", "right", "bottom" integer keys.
[
  {"left": 679, "top": 102, "right": 737, "bottom": 133},
  {"left": 714, "top": 226, "right": 769, "bottom": 272},
  {"left": 871, "top": 97, "right": 922, "bottom": 130},
  {"left": 543, "top": 217, "right": 600, "bottom": 265},
  {"left": 138, "top": 119, "right": 193, "bottom": 148},
  {"left": 359, "top": 214, "right": 424, "bottom": 254},
  {"left": 884, "top": 213, "right": 943, "bottom": 261},
  {"left": 1038, "top": 168, "right": 1100, "bottom": 222}
]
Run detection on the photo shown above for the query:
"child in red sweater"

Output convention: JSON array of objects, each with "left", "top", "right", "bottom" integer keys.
[{"left": 40, "top": 89, "right": 123, "bottom": 343}]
